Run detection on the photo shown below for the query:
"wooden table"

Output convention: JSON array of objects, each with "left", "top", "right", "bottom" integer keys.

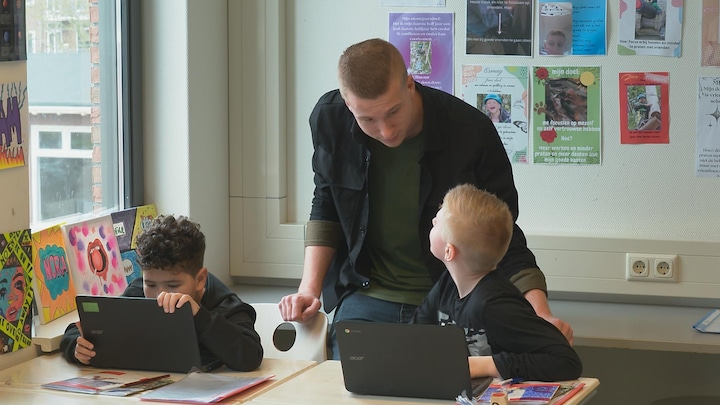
[
  {"left": 249, "top": 360, "right": 600, "bottom": 405},
  {"left": 0, "top": 352, "right": 316, "bottom": 403}
]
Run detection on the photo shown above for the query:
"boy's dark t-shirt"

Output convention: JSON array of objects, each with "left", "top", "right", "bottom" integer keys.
[
  {"left": 412, "top": 271, "right": 581, "bottom": 381},
  {"left": 60, "top": 272, "right": 263, "bottom": 371}
]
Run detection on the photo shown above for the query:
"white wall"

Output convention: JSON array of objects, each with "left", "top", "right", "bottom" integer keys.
[{"left": 142, "top": 0, "right": 231, "bottom": 285}]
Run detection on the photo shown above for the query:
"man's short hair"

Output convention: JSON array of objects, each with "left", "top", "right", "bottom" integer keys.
[
  {"left": 135, "top": 215, "right": 205, "bottom": 276},
  {"left": 337, "top": 38, "right": 407, "bottom": 99}
]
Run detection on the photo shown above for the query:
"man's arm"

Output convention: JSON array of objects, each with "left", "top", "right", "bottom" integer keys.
[
  {"left": 279, "top": 245, "right": 335, "bottom": 322},
  {"left": 524, "top": 288, "right": 573, "bottom": 345}
]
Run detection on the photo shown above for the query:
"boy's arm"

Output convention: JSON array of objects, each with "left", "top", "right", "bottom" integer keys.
[
  {"left": 193, "top": 296, "right": 263, "bottom": 371},
  {"left": 483, "top": 296, "right": 582, "bottom": 381}
]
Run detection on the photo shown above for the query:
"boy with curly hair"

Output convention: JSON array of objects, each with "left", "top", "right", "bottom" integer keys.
[{"left": 61, "top": 215, "right": 263, "bottom": 371}]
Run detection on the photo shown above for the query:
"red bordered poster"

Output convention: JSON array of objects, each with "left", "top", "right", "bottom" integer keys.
[{"left": 619, "top": 72, "right": 670, "bottom": 144}]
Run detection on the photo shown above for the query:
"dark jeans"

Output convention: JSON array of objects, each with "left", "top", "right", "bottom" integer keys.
[{"left": 328, "top": 293, "right": 418, "bottom": 360}]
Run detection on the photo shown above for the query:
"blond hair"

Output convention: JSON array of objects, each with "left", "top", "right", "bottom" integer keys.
[
  {"left": 441, "top": 184, "right": 513, "bottom": 272},
  {"left": 337, "top": 38, "right": 407, "bottom": 99}
]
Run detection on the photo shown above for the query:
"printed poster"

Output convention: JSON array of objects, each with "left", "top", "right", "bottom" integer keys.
[
  {"left": 538, "top": 0, "right": 607, "bottom": 56},
  {"left": 619, "top": 72, "right": 669, "bottom": 144},
  {"left": 466, "top": 0, "right": 533, "bottom": 56},
  {"left": 696, "top": 77, "right": 720, "bottom": 177},
  {"left": 31, "top": 225, "right": 77, "bottom": 324},
  {"left": 531, "top": 66, "right": 601, "bottom": 165},
  {"left": 0, "top": 229, "right": 33, "bottom": 355},
  {"left": 461, "top": 64, "right": 529, "bottom": 163},
  {"left": 617, "top": 0, "right": 683, "bottom": 57},
  {"left": 0, "top": 81, "right": 27, "bottom": 170},
  {"left": 389, "top": 13, "right": 454, "bottom": 94},
  {"left": 702, "top": 0, "right": 720, "bottom": 67}
]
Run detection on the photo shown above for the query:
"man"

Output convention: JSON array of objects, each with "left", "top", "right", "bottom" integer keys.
[{"left": 279, "top": 38, "right": 572, "bottom": 358}]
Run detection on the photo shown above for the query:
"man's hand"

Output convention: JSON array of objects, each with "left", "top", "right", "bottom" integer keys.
[
  {"left": 541, "top": 315, "right": 574, "bottom": 345},
  {"left": 279, "top": 293, "right": 321, "bottom": 322},
  {"left": 73, "top": 321, "right": 95, "bottom": 365},
  {"left": 524, "top": 288, "right": 574, "bottom": 345},
  {"left": 157, "top": 292, "right": 200, "bottom": 316}
]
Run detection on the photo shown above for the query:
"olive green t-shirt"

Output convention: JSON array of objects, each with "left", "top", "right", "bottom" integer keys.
[{"left": 359, "top": 132, "right": 433, "bottom": 305}]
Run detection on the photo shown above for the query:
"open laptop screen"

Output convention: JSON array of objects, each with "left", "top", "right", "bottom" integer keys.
[
  {"left": 335, "top": 321, "right": 488, "bottom": 400},
  {"left": 76, "top": 295, "right": 216, "bottom": 373}
]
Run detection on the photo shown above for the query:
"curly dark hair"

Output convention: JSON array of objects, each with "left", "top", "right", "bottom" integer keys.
[{"left": 135, "top": 215, "right": 205, "bottom": 276}]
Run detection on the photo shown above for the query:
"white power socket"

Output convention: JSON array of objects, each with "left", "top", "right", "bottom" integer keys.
[{"left": 626, "top": 253, "right": 678, "bottom": 282}]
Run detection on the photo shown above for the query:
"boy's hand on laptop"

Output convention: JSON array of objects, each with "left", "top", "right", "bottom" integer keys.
[
  {"left": 157, "top": 291, "right": 200, "bottom": 316},
  {"left": 73, "top": 321, "right": 96, "bottom": 365}
]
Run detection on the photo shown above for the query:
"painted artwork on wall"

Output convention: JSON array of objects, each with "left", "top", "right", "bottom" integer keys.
[
  {"left": 31, "top": 224, "right": 77, "bottom": 324},
  {"left": 62, "top": 215, "right": 128, "bottom": 296},
  {"left": 0, "top": 228, "right": 33, "bottom": 355},
  {"left": 0, "top": 81, "right": 27, "bottom": 170}
]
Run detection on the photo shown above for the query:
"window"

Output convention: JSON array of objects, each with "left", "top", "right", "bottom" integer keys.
[{"left": 27, "top": 0, "right": 142, "bottom": 229}]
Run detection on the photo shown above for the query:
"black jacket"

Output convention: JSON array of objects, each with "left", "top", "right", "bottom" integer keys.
[
  {"left": 60, "top": 272, "right": 263, "bottom": 371},
  {"left": 309, "top": 82, "right": 543, "bottom": 311}
]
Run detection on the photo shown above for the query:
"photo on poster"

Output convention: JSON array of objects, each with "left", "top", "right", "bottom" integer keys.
[
  {"left": 619, "top": 72, "right": 669, "bottom": 144},
  {"left": 461, "top": 64, "right": 529, "bottom": 163},
  {"left": 466, "top": 0, "right": 533, "bottom": 56},
  {"left": 618, "top": 0, "right": 683, "bottom": 57},
  {"left": 531, "top": 66, "right": 601, "bottom": 165},
  {"left": 702, "top": 0, "right": 720, "bottom": 67},
  {"left": 538, "top": 2, "right": 573, "bottom": 56}
]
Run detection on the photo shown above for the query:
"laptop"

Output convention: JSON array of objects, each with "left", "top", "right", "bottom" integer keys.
[
  {"left": 76, "top": 295, "right": 222, "bottom": 373},
  {"left": 335, "top": 321, "right": 492, "bottom": 400}
]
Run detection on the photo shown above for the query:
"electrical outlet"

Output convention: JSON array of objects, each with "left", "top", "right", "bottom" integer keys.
[
  {"left": 626, "top": 254, "right": 649, "bottom": 279},
  {"left": 626, "top": 253, "right": 678, "bottom": 282},
  {"left": 652, "top": 254, "right": 678, "bottom": 282}
]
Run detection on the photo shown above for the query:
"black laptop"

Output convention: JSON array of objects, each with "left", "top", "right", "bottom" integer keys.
[
  {"left": 335, "top": 321, "right": 492, "bottom": 400},
  {"left": 76, "top": 295, "right": 222, "bottom": 373}
]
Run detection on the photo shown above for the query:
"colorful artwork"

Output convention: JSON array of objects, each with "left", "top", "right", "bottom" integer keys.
[
  {"left": 111, "top": 207, "right": 137, "bottom": 253},
  {"left": 0, "top": 229, "right": 33, "bottom": 355},
  {"left": 63, "top": 215, "right": 128, "bottom": 296},
  {"left": 120, "top": 249, "right": 142, "bottom": 285},
  {"left": 31, "top": 225, "right": 77, "bottom": 324},
  {"left": 0, "top": 81, "right": 27, "bottom": 170},
  {"left": 130, "top": 204, "right": 158, "bottom": 250}
]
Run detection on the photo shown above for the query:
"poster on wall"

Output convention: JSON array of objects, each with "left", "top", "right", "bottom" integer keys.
[
  {"left": 619, "top": 72, "right": 670, "bottom": 144},
  {"left": 389, "top": 13, "right": 454, "bottom": 94},
  {"left": 531, "top": 66, "right": 601, "bottom": 165},
  {"left": 466, "top": 0, "right": 533, "bottom": 56},
  {"left": 0, "top": 229, "right": 33, "bottom": 355},
  {"left": 702, "top": 0, "right": 720, "bottom": 67},
  {"left": 0, "top": 81, "right": 27, "bottom": 170},
  {"left": 461, "top": 64, "right": 529, "bottom": 163},
  {"left": 0, "top": 0, "right": 26, "bottom": 62},
  {"left": 538, "top": 0, "right": 607, "bottom": 56},
  {"left": 696, "top": 77, "right": 720, "bottom": 177},
  {"left": 617, "top": 0, "right": 683, "bottom": 57}
]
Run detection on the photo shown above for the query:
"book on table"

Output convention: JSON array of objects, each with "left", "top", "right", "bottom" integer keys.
[{"left": 42, "top": 370, "right": 173, "bottom": 396}]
